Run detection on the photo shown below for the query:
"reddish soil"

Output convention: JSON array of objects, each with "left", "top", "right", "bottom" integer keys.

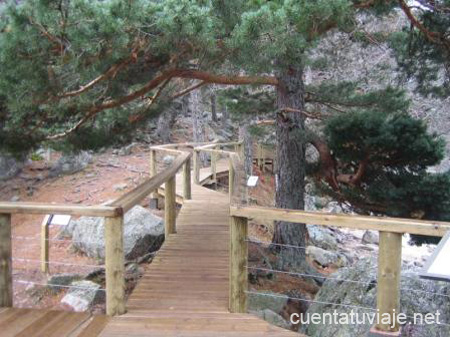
[{"left": 0, "top": 144, "right": 167, "bottom": 311}]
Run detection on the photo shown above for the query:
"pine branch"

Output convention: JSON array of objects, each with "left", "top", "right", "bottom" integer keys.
[
  {"left": 398, "top": 0, "right": 450, "bottom": 52},
  {"left": 45, "top": 69, "right": 278, "bottom": 140},
  {"left": 171, "top": 81, "right": 206, "bottom": 99}
]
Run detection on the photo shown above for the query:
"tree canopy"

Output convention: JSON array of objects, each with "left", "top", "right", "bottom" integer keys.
[{"left": 1, "top": 0, "right": 449, "bottom": 247}]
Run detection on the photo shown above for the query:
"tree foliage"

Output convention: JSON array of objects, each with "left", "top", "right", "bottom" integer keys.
[{"left": 389, "top": 0, "right": 450, "bottom": 97}]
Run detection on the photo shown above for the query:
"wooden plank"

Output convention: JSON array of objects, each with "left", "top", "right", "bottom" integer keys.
[
  {"left": 14, "top": 310, "right": 67, "bottom": 337},
  {"left": 0, "top": 203, "right": 118, "bottom": 217},
  {"left": 376, "top": 232, "right": 402, "bottom": 333},
  {"left": 0, "top": 213, "right": 12, "bottom": 307},
  {"left": 230, "top": 206, "right": 450, "bottom": 237},
  {"left": 229, "top": 216, "right": 248, "bottom": 313},
  {"left": 105, "top": 216, "right": 126, "bottom": 316},
  {"left": 76, "top": 315, "right": 110, "bottom": 337},
  {"left": 110, "top": 152, "right": 190, "bottom": 213}
]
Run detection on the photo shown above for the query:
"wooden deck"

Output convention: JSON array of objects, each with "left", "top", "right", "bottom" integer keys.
[{"left": 1, "top": 161, "right": 299, "bottom": 336}]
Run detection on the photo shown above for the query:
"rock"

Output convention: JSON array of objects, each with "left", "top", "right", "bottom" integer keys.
[
  {"left": 306, "top": 246, "right": 348, "bottom": 268},
  {"left": 49, "top": 151, "right": 92, "bottom": 177},
  {"left": 113, "top": 183, "right": 128, "bottom": 191},
  {"left": 118, "top": 143, "right": 137, "bottom": 156},
  {"left": 10, "top": 195, "right": 20, "bottom": 202},
  {"left": 314, "top": 196, "right": 331, "bottom": 209},
  {"left": 60, "top": 280, "right": 104, "bottom": 312},
  {"left": 323, "top": 201, "right": 343, "bottom": 214},
  {"left": 67, "top": 206, "right": 164, "bottom": 262},
  {"left": 362, "top": 230, "right": 379, "bottom": 245},
  {"left": 251, "top": 309, "right": 291, "bottom": 330},
  {"left": 0, "top": 154, "right": 23, "bottom": 180},
  {"left": 248, "top": 291, "right": 289, "bottom": 313},
  {"left": 305, "top": 195, "right": 317, "bottom": 211},
  {"left": 307, "top": 225, "right": 339, "bottom": 251},
  {"left": 47, "top": 273, "right": 83, "bottom": 292},
  {"left": 163, "top": 155, "right": 175, "bottom": 166},
  {"left": 302, "top": 258, "right": 450, "bottom": 337}
]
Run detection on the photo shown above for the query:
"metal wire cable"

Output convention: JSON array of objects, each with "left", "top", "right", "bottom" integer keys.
[
  {"left": 12, "top": 235, "right": 106, "bottom": 247},
  {"left": 247, "top": 266, "right": 374, "bottom": 286},
  {"left": 249, "top": 266, "right": 450, "bottom": 299},
  {"left": 12, "top": 258, "right": 105, "bottom": 269},
  {"left": 246, "top": 238, "right": 308, "bottom": 250},
  {"left": 248, "top": 239, "right": 450, "bottom": 299},
  {"left": 245, "top": 290, "right": 377, "bottom": 312},
  {"left": 245, "top": 291, "right": 450, "bottom": 327},
  {"left": 14, "top": 280, "right": 106, "bottom": 292}
]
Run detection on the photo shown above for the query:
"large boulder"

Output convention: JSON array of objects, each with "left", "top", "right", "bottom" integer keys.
[
  {"left": 306, "top": 246, "right": 348, "bottom": 268},
  {"left": 251, "top": 309, "right": 291, "bottom": 330},
  {"left": 0, "top": 154, "right": 23, "bottom": 180},
  {"left": 248, "top": 291, "right": 289, "bottom": 313},
  {"left": 307, "top": 225, "right": 340, "bottom": 251},
  {"left": 302, "top": 258, "right": 450, "bottom": 337},
  {"left": 49, "top": 151, "right": 92, "bottom": 177},
  {"left": 66, "top": 206, "right": 164, "bottom": 262},
  {"left": 47, "top": 273, "right": 83, "bottom": 293},
  {"left": 362, "top": 230, "right": 379, "bottom": 245},
  {"left": 61, "top": 280, "right": 104, "bottom": 312}
]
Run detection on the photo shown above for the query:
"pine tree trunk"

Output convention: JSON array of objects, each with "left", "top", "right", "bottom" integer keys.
[
  {"left": 191, "top": 90, "right": 208, "bottom": 165},
  {"left": 222, "top": 104, "right": 229, "bottom": 126},
  {"left": 211, "top": 93, "right": 217, "bottom": 122},
  {"left": 272, "top": 65, "right": 308, "bottom": 272},
  {"left": 238, "top": 125, "right": 252, "bottom": 177},
  {"left": 156, "top": 105, "right": 177, "bottom": 143}
]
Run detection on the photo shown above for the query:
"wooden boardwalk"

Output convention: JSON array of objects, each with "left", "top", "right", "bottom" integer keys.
[{"left": 1, "top": 161, "right": 299, "bottom": 336}]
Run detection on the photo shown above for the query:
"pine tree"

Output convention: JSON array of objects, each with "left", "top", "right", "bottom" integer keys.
[{"left": 0, "top": 0, "right": 444, "bottom": 269}]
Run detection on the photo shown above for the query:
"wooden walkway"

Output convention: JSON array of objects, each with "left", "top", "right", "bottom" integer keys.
[{"left": 1, "top": 161, "right": 299, "bottom": 336}]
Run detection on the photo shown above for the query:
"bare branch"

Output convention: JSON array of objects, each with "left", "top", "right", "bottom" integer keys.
[{"left": 171, "top": 81, "right": 207, "bottom": 99}]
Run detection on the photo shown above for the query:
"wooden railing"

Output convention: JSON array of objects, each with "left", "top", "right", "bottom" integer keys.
[
  {"left": 3, "top": 139, "right": 446, "bottom": 335},
  {"left": 225, "top": 147, "right": 450, "bottom": 335},
  {"left": 0, "top": 145, "right": 193, "bottom": 316}
]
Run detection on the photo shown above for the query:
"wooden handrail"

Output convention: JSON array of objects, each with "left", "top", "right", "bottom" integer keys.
[
  {"left": 0, "top": 143, "right": 197, "bottom": 317},
  {"left": 230, "top": 205, "right": 449, "bottom": 237},
  {"left": 109, "top": 152, "right": 191, "bottom": 213},
  {"left": 0, "top": 202, "right": 120, "bottom": 217}
]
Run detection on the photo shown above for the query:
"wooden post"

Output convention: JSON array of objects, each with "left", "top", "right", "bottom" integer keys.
[
  {"left": 105, "top": 215, "right": 126, "bottom": 316},
  {"left": 375, "top": 231, "right": 402, "bottom": 333},
  {"left": 165, "top": 176, "right": 176, "bottom": 237},
  {"left": 183, "top": 159, "right": 192, "bottom": 200},
  {"left": 40, "top": 218, "right": 50, "bottom": 273},
  {"left": 211, "top": 147, "right": 217, "bottom": 183},
  {"left": 149, "top": 149, "right": 159, "bottom": 209},
  {"left": 229, "top": 215, "right": 248, "bottom": 313},
  {"left": 229, "top": 159, "right": 235, "bottom": 204},
  {"left": 0, "top": 213, "right": 12, "bottom": 307},
  {"left": 193, "top": 150, "right": 200, "bottom": 184}
]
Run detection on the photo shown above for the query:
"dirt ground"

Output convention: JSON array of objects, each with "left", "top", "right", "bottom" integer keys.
[{"left": 0, "top": 144, "right": 167, "bottom": 311}]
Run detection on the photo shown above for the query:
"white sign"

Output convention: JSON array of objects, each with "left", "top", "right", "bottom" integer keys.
[
  {"left": 247, "top": 176, "right": 259, "bottom": 187},
  {"left": 42, "top": 214, "right": 72, "bottom": 226},
  {"left": 420, "top": 231, "right": 450, "bottom": 282}
]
